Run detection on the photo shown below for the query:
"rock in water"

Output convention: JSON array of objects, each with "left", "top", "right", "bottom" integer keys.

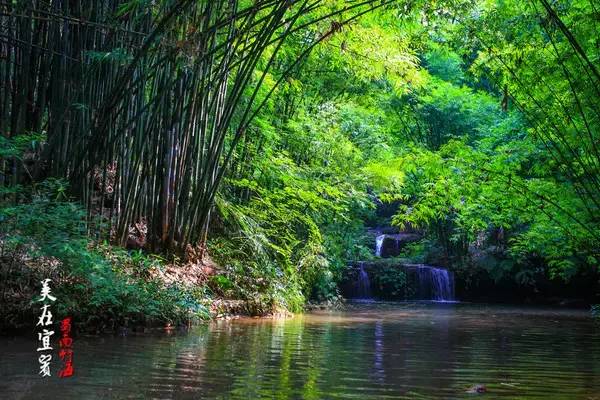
[{"left": 466, "top": 384, "right": 487, "bottom": 394}]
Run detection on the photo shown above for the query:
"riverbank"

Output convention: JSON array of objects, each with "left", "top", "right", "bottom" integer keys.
[
  {"left": 3, "top": 239, "right": 597, "bottom": 336},
  {"left": 0, "top": 235, "right": 295, "bottom": 335},
  {"left": 0, "top": 183, "right": 327, "bottom": 334}
]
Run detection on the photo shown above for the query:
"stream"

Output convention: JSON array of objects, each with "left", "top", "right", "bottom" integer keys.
[{"left": 1, "top": 303, "right": 599, "bottom": 399}]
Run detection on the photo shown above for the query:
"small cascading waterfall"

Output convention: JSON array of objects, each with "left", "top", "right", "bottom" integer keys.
[
  {"left": 429, "top": 267, "right": 454, "bottom": 301},
  {"left": 374, "top": 235, "right": 455, "bottom": 301},
  {"left": 373, "top": 232, "right": 420, "bottom": 258},
  {"left": 346, "top": 236, "right": 456, "bottom": 301},
  {"left": 354, "top": 262, "right": 372, "bottom": 299},
  {"left": 375, "top": 235, "right": 385, "bottom": 257},
  {"left": 411, "top": 265, "right": 455, "bottom": 301}
]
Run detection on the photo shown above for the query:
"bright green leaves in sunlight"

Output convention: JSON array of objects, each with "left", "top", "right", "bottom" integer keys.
[{"left": 215, "top": 0, "right": 600, "bottom": 306}]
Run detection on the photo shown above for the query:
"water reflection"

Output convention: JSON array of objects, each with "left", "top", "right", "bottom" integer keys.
[
  {"left": 371, "top": 320, "right": 385, "bottom": 386},
  {"left": 0, "top": 303, "right": 599, "bottom": 399}
]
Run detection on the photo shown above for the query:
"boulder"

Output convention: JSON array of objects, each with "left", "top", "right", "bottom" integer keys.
[{"left": 377, "top": 233, "right": 421, "bottom": 258}]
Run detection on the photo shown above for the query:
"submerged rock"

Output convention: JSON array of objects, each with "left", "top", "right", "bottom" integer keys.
[{"left": 466, "top": 384, "right": 487, "bottom": 394}]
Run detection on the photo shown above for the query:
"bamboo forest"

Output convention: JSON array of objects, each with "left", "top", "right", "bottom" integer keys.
[{"left": 1, "top": 0, "right": 600, "bottom": 398}]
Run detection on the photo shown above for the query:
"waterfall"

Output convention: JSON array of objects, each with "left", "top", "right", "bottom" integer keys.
[
  {"left": 373, "top": 232, "right": 420, "bottom": 258},
  {"left": 375, "top": 235, "right": 385, "bottom": 257},
  {"left": 354, "top": 263, "right": 372, "bottom": 299},
  {"left": 409, "top": 265, "right": 455, "bottom": 301},
  {"left": 429, "top": 267, "right": 454, "bottom": 301},
  {"left": 345, "top": 231, "right": 456, "bottom": 301},
  {"left": 344, "top": 263, "right": 456, "bottom": 301}
]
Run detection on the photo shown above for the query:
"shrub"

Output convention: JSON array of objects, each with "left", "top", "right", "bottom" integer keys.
[
  {"left": 0, "top": 180, "right": 208, "bottom": 332},
  {"left": 371, "top": 265, "right": 411, "bottom": 300}
]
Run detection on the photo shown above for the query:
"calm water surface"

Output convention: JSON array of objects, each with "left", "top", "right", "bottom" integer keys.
[{"left": 1, "top": 303, "right": 599, "bottom": 399}]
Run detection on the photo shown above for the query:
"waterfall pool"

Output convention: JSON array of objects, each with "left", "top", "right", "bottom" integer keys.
[{"left": 1, "top": 302, "right": 599, "bottom": 399}]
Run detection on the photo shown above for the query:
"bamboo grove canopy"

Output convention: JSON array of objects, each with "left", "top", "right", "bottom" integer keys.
[
  {"left": 1, "top": 0, "right": 408, "bottom": 253},
  {"left": 2, "top": 0, "right": 599, "bottom": 254}
]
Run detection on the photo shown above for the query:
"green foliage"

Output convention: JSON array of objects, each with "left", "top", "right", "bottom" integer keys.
[
  {"left": 0, "top": 133, "right": 45, "bottom": 159},
  {"left": 359, "top": 1, "right": 599, "bottom": 295},
  {"left": 207, "top": 234, "right": 306, "bottom": 314},
  {"left": 371, "top": 267, "right": 410, "bottom": 300},
  {"left": 424, "top": 45, "right": 465, "bottom": 84},
  {"left": 400, "top": 241, "right": 427, "bottom": 264},
  {"left": 0, "top": 181, "right": 208, "bottom": 330},
  {"left": 215, "top": 1, "right": 600, "bottom": 305},
  {"left": 384, "top": 136, "right": 598, "bottom": 279},
  {"left": 399, "top": 76, "right": 506, "bottom": 149},
  {"left": 3, "top": 0, "right": 600, "bottom": 317},
  {"left": 215, "top": 88, "right": 382, "bottom": 309},
  {"left": 209, "top": 275, "right": 235, "bottom": 297}
]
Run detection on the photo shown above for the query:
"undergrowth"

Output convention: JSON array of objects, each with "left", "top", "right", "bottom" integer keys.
[{"left": 0, "top": 179, "right": 209, "bottom": 333}]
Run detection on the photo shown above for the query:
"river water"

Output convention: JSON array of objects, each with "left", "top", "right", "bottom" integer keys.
[{"left": 1, "top": 302, "right": 599, "bottom": 399}]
